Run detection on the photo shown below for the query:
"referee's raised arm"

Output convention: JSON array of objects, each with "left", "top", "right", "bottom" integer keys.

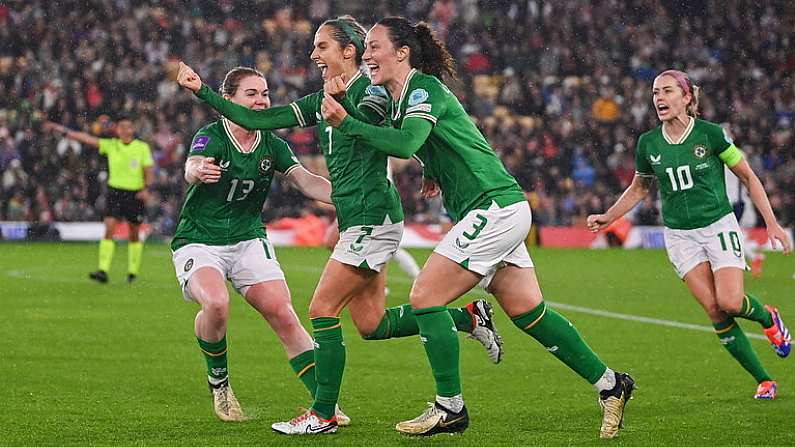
[{"left": 42, "top": 120, "right": 100, "bottom": 148}]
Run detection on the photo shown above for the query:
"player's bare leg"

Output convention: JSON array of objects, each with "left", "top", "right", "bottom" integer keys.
[
  {"left": 714, "top": 267, "right": 790, "bottom": 358},
  {"left": 396, "top": 253, "right": 481, "bottom": 436},
  {"left": 272, "top": 260, "right": 374, "bottom": 435},
  {"left": 188, "top": 267, "right": 244, "bottom": 421},
  {"left": 684, "top": 263, "right": 777, "bottom": 398},
  {"left": 490, "top": 265, "right": 633, "bottom": 438}
]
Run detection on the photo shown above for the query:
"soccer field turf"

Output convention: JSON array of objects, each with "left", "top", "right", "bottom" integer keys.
[{"left": 4, "top": 242, "right": 794, "bottom": 446}]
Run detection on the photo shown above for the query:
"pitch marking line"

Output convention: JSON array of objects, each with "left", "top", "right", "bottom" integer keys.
[{"left": 546, "top": 301, "right": 766, "bottom": 340}]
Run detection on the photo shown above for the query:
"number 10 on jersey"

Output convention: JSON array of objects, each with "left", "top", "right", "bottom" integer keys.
[{"left": 665, "top": 165, "right": 694, "bottom": 191}]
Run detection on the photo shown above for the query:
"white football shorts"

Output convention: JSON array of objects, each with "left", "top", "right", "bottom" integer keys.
[
  {"left": 331, "top": 222, "right": 403, "bottom": 272},
  {"left": 664, "top": 212, "right": 747, "bottom": 279},
  {"left": 172, "top": 238, "right": 285, "bottom": 301},
  {"left": 434, "top": 200, "right": 534, "bottom": 288}
]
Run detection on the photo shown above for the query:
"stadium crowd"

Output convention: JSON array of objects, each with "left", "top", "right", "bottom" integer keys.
[{"left": 1, "top": 0, "right": 793, "bottom": 237}]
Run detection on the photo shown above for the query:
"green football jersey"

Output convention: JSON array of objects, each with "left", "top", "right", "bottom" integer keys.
[
  {"left": 635, "top": 118, "right": 735, "bottom": 230},
  {"left": 171, "top": 119, "right": 300, "bottom": 251},
  {"left": 388, "top": 69, "right": 525, "bottom": 221},
  {"left": 195, "top": 72, "right": 403, "bottom": 232}
]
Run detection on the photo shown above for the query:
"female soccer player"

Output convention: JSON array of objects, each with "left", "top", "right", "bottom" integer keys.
[
  {"left": 177, "top": 16, "right": 500, "bottom": 435},
  {"left": 43, "top": 117, "right": 153, "bottom": 283},
  {"left": 171, "top": 66, "right": 344, "bottom": 423},
  {"left": 320, "top": 17, "right": 634, "bottom": 438},
  {"left": 588, "top": 69, "right": 791, "bottom": 400}
]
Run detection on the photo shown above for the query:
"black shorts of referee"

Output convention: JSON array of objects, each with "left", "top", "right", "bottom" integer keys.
[{"left": 105, "top": 186, "right": 145, "bottom": 224}]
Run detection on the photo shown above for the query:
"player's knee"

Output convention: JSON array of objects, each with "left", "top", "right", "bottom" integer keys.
[
  {"left": 308, "top": 296, "right": 341, "bottom": 319},
  {"left": 717, "top": 292, "right": 744, "bottom": 314},
  {"left": 202, "top": 296, "right": 230, "bottom": 322},
  {"left": 409, "top": 285, "right": 432, "bottom": 310}
]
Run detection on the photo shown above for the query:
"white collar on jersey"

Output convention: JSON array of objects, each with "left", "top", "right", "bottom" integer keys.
[
  {"left": 222, "top": 118, "right": 261, "bottom": 154},
  {"left": 392, "top": 68, "right": 418, "bottom": 121},
  {"left": 662, "top": 116, "right": 694, "bottom": 145},
  {"left": 346, "top": 70, "right": 363, "bottom": 89}
]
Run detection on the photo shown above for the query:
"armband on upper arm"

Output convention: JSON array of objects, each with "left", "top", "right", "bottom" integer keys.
[{"left": 718, "top": 144, "right": 743, "bottom": 168}]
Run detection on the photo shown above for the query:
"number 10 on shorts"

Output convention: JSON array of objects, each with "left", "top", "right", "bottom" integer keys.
[{"left": 718, "top": 231, "right": 742, "bottom": 257}]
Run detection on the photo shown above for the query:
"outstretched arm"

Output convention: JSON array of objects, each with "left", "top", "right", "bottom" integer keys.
[
  {"left": 587, "top": 174, "right": 654, "bottom": 232},
  {"left": 321, "top": 93, "right": 432, "bottom": 159},
  {"left": 42, "top": 121, "right": 99, "bottom": 148},
  {"left": 176, "top": 61, "right": 300, "bottom": 130},
  {"left": 195, "top": 85, "right": 301, "bottom": 130},
  {"left": 286, "top": 166, "right": 333, "bottom": 204},
  {"left": 730, "top": 159, "right": 791, "bottom": 253}
]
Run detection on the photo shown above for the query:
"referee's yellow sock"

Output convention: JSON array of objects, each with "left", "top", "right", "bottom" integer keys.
[
  {"left": 98, "top": 239, "right": 115, "bottom": 272},
  {"left": 128, "top": 241, "right": 143, "bottom": 275}
]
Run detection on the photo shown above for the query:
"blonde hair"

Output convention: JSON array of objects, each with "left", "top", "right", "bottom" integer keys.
[{"left": 686, "top": 84, "right": 700, "bottom": 118}]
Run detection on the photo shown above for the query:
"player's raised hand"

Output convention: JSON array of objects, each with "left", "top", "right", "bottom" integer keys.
[
  {"left": 321, "top": 93, "right": 348, "bottom": 127},
  {"left": 420, "top": 178, "right": 440, "bottom": 199},
  {"left": 323, "top": 74, "right": 348, "bottom": 100},
  {"left": 586, "top": 213, "right": 611, "bottom": 232},
  {"left": 177, "top": 61, "right": 202, "bottom": 92},
  {"left": 766, "top": 222, "right": 792, "bottom": 254},
  {"left": 197, "top": 157, "right": 222, "bottom": 183}
]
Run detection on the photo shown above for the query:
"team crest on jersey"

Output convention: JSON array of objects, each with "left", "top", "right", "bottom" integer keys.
[
  {"left": 408, "top": 88, "right": 429, "bottom": 106},
  {"left": 218, "top": 160, "right": 230, "bottom": 171},
  {"left": 365, "top": 85, "right": 387, "bottom": 96},
  {"left": 649, "top": 153, "right": 662, "bottom": 165},
  {"left": 259, "top": 156, "right": 273, "bottom": 175},
  {"left": 184, "top": 258, "right": 194, "bottom": 272},
  {"left": 693, "top": 145, "right": 708, "bottom": 159}
]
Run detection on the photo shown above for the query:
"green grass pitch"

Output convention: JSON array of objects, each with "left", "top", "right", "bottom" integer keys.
[{"left": 4, "top": 242, "right": 794, "bottom": 446}]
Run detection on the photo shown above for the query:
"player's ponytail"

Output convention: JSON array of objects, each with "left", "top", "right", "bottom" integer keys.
[
  {"left": 321, "top": 15, "right": 367, "bottom": 66},
  {"left": 377, "top": 17, "right": 457, "bottom": 81},
  {"left": 220, "top": 67, "right": 265, "bottom": 97},
  {"left": 687, "top": 84, "right": 701, "bottom": 118},
  {"left": 413, "top": 22, "right": 457, "bottom": 81}
]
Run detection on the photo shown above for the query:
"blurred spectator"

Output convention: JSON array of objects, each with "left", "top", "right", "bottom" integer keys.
[{"left": 0, "top": 0, "right": 792, "bottom": 232}]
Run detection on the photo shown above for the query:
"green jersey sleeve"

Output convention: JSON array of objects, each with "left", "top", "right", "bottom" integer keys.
[
  {"left": 288, "top": 92, "right": 321, "bottom": 128},
  {"left": 195, "top": 84, "right": 302, "bottom": 130},
  {"left": 188, "top": 128, "right": 222, "bottom": 158},
  {"left": 358, "top": 84, "right": 390, "bottom": 124},
  {"left": 269, "top": 134, "right": 301, "bottom": 175},
  {"left": 634, "top": 133, "right": 654, "bottom": 176},
  {"left": 403, "top": 78, "right": 448, "bottom": 126},
  {"left": 708, "top": 123, "right": 743, "bottom": 167}
]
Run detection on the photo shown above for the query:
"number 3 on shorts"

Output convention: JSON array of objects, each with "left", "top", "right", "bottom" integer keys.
[
  {"left": 718, "top": 231, "right": 742, "bottom": 257},
  {"left": 349, "top": 226, "right": 373, "bottom": 252}
]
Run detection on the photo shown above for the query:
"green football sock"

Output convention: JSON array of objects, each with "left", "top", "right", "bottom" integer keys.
[
  {"left": 311, "top": 317, "right": 345, "bottom": 420},
  {"left": 415, "top": 306, "right": 461, "bottom": 397},
  {"left": 98, "top": 239, "right": 115, "bottom": 272},
  {"left": 512, "top": 301, "right": 607, "bottom": 384},
  {"left": 364, "top": 304, "right": 473, "bottom": 340},
  {"left": 197, "top": 335, "right": 228, "bottom": 382},
  {"left": 732, "top": 293, "right": 774, "bottom": 329},
  {"left": 714, "top": 319, "right": 772, "bottom": 383},
  {"left": 128, "top": 241, "right": 144, "bottom": 275},
  {"left": 289, "top": 349, "right": 317, "bottom": 397}
]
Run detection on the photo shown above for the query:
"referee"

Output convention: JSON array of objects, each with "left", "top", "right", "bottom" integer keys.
[{"left": 44, "top": 117, "right": 154, "bottom": 283}]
